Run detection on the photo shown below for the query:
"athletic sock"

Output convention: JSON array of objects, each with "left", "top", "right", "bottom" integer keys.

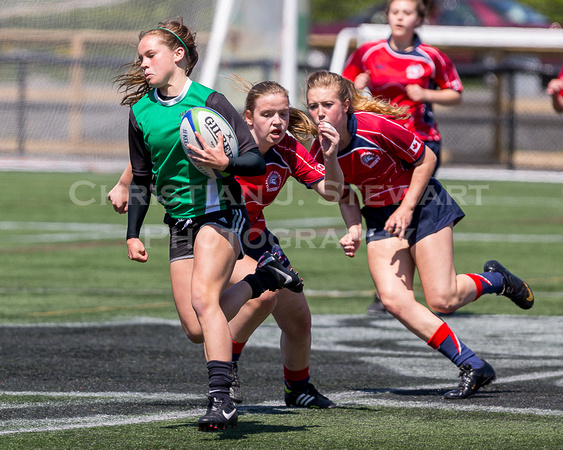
[
  {"left": 232, "top": 340, "right": 247, "bottom": 362},
  {"left": 207, "top": 360, "right": 233, "bottom": 400},
  {"left": 427, "top": 323, "right": 483, "bottom": 369},
  {"left": 243, "top": 267, "right": 284, "bottom": 298},
  {"left": 242, "top": 273, "right": 268, "bottom": 298},
  {"left": 284, "top": 366, "right": 310, "bottom": 391},
  {"left": 466, "top": 272, "right": 504, "bottom": 299}
]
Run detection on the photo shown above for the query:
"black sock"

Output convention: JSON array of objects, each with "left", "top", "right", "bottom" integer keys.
[
  {"left": 207, "top": 360, "right": 232, "bottom": 399},
  {"left": 242, "top": 273, "right": 265, "bottom": 298}
]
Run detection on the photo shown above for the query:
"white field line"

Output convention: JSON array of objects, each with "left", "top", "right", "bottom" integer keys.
[
  {"left": 3, "top": 369, "right": 561, "bottom": 404},
  {"left": 1, "top": 315, "right": 562, "bottom": 434},
  {"left": 354, "top": 370, "right": 563, "bottom": 393},
  {"left": 2, "top": 220, "right": 563, "bottom": 244},
  {"left": 0, "top": 391, "right": 197, "bottom": 402},
  {"left": 2, "top": 160, "right": 563, "bottom": 183},
  {"left": 332, "top": 397, "right": 563, "bottom": 417},
  {"left": 2, "top": 287, "right": 563, "bottom": 300},
  {"left": 0, "top": 410, "right": 205, "bottom": 435},
  {"left": 1, "top": 374, "right": 562, "bottom": 435},
  {"left": 436, "top": 168, "right": 563, "bottom": 184}
]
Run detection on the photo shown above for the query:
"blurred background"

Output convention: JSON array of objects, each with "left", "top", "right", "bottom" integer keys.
[{"left": 0, "top": 0, "right": 562, "bottom": 170}]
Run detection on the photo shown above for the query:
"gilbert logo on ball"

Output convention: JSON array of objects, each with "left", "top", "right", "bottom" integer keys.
[{"left": 180, "top": 107, "right": 239, "bottom": 178}]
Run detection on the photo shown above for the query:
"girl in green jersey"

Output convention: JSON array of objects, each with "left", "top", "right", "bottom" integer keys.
[{"left": 115, "top": 18, "right": 303, "bottom": 431}]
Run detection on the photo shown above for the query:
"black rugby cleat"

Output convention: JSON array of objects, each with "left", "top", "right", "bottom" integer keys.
[
  {"left": 284, "top": 382, "right": 336, "bottom": 409},
  {"left": 256, "top": 251, "right": 303, "bottom": 293},
  {"left": 484, "top": 260, "right": 534, "bottom": 309},
  {"left": 443, "top": 360, "right": 496, "bottom": 399},
  {"left": 229, "top": 362, "right": 243, "bottom": 404},
  {"left": 198, "top": 396, "right": 238, "bottom": 431}
]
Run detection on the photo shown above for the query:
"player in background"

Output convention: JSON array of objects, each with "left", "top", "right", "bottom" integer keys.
[
  {"left": 115, "top": 18, "right": 303, "bottom": 431},
  {"left": 227, "top": 79, "right": 343, "bottom": 408},
  {"left": 341, "top": 0, "right": 463, "bottom": 315},
  {"left": 109, "top": 80, "right": 343, "bottom": 409},
  {"left": 305, "top": 70, "right": 534, "bottom": 399},
  {"left": 342, "top": 0, "right": 462, "bottom": 173},
  {"left": 546, "top": 65, "right": 563, "bottom": 113}
]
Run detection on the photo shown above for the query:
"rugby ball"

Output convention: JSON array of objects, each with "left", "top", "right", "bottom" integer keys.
[{"left": 180, "top": 107, "right": 239, "bottom": 178}]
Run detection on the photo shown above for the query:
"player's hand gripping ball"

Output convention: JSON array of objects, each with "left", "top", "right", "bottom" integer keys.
[{"left": 180, "top": 107, "right": 239, "bottom": 178}]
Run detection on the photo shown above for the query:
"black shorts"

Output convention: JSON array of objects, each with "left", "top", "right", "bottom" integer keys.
[
  {"left": 363, "top": 178, "right": 465, "bottom": 247},
  {"left": 244, "top": 227, "right": 291, "bottom": 268},
  {"left": 166, "top": 208, "right": 251, "bottom": 263}
]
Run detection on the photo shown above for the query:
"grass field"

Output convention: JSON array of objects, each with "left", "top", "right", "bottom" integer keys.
[
  {"left": 1, "top": 171, "right": 562, "bottom": 448},
  {"left": 1, "top": 171, "right": 562, "bottom": 321}
]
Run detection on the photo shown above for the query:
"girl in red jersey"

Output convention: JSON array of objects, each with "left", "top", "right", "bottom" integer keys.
[
  {"left": 342, "top": 0, "right": 462, "bottom": 315},
  {"left": 228, "top": 80, "right": 343, "bottom": 408},
  {"left": 305, "top": 70, "right": 534, "bottom": 399},
  {"left": 342, "top": 0, "right": 462, "bottom": 174}
]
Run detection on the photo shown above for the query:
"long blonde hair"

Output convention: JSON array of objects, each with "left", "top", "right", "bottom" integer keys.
[
  {"left": 306, "top": 70, "right": 409, "bottom": 119},
  {"left": 232, "top": 76, "right": 319, "bottom": 143},
  {"left": 115, "top": 18, "right": 198, "bottom": 107}
]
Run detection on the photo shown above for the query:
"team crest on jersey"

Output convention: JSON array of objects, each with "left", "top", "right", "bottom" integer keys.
[
  {"left": 266, "top": 171, "right": 282, "bottom": 192},
  {"left": 406, "top": 64, "right": 424, "bottom": 79},
  {"left": 409, "top": 138, "right": 422, "bottom": 153},
  {"left": 360, "top": 151, "right": 380, "bottom": 169}
]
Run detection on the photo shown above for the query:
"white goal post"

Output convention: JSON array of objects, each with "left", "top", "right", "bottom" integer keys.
[
  {"left": 199, "top": 0, "right": 235, "bottom": 88},
  {"left": 200, "top": 0, "right": 300, "bottom": 105}
]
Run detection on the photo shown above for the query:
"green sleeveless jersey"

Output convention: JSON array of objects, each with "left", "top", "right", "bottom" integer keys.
[{"left": 129, "top": 79, "right": 256, "bottom": 219}]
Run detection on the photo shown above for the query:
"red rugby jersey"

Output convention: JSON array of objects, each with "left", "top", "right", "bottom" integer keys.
[
  {"left": 558, "top": 66, "right": 563, "bottom": 97},
  {"left": 310, "top": 112, "right": 424, "bottom": 208},
  {"left": 236, "top": 134, "right": 325, "bottom": 240},
  {"left": 342, "top": 35, "right": 463, "bottom": 142}
]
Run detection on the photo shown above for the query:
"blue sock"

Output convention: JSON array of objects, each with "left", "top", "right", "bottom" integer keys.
[
  {"left": 428, "top": 323, "right": 483, "bottom": 368},
  {"left": 467, "top": 272, "right": 504, "bottom": 298}
]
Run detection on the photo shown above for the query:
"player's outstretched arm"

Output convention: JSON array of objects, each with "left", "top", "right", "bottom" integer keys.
[{"left": 187, "top": 131, "right": 265, "bottom": 176}]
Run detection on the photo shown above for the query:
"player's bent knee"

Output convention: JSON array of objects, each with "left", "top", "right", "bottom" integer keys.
[
  {"left": 180, "top": 321, "right": 204, "bottom": 343},
  {"left": 426, "top": 294, "right": 459, "bottom": 314},
  {"left": 190, "top": 289, "right": 218, "bottom": 316}
]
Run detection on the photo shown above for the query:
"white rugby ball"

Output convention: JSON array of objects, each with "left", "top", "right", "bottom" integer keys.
[{"left": 180, "top": 106, "right": 239, "bottom": 178}]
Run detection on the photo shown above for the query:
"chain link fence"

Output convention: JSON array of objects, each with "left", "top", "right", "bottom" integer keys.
[{"left": 1, "top": 24, "right": 562, "bottom": 170}]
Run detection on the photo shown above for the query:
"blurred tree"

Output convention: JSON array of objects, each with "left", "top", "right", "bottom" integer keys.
[
  {"left": 310, "top": 0, "right": 562, "bottom": 26},
  {"left": 311, "top": 0, "right": 382, "bottom": 23},
  {"left": 523, "top": 0, "right": 563, "bottom": 25}
]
